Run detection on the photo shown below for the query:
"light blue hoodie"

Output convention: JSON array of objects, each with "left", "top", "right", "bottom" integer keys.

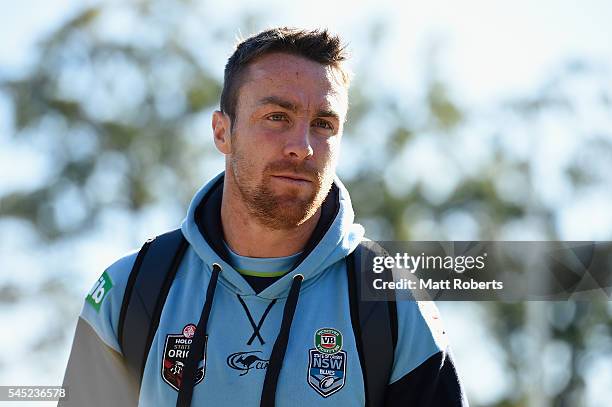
[{"left": 61, "top": 173, "right": 461, "bottom": 407}]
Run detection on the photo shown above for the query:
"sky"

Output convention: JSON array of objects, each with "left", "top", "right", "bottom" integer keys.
[
  {"left": 2, "top": 0, "right": 612, "bottom": 96},
  {"left": 1, "top": 0, "right": 611, "bottom": 405}
]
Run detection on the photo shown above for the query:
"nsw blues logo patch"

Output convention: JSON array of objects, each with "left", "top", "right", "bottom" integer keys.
[{"left": 307, "top": 328, "right": 347, "bottom": 397}]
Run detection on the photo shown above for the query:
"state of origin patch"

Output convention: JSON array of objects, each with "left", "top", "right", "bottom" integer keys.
[{"left": 161, "top": 324, "right": 207, "bottom": 391}]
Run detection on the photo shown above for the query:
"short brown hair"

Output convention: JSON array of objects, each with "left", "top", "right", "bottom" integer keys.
[{"left": 220, "top": 27, "right": 350, "bottom": 124}]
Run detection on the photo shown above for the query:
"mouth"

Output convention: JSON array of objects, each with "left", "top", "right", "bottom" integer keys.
[{"left": 271, "top": 174, "right": 313, "bottom": 185}]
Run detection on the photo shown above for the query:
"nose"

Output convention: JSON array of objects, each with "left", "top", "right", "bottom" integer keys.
[{"left": 282, "top": 120, "right": 313, "bottom": 160}]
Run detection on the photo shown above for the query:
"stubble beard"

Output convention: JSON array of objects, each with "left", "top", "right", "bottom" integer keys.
[{"left": 230, "top": 146, "right": 334, "bottom": 231}]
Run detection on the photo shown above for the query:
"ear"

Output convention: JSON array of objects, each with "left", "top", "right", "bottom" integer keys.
[{"left": 212, "top": 110, "right": 232, "bottom": 154}]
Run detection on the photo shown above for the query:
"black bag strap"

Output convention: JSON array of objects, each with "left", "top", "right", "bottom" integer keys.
[
  {"left": 118, "top": 231, "right": 398, "bottom": 405},
  {"left": 118, "top": 228, "right": 188, "bottom": 386},
  {"left": 347, "top": 241, "right": 398, "bottom": 407}
]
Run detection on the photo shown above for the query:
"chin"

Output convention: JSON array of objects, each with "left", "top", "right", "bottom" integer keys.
[
  {"left": 272, "top": 181, "right": 314, "bottom": 196},
  {"left": 242, "top": 178, "right": 327, "bottom": 230},
  {"left": 262, "top": 196, "right": 320, "bottom": 230}
]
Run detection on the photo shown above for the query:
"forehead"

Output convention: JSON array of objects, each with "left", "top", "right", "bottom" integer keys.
[{"left": 239, "top": 52, "right": 348, "bottom": 114}]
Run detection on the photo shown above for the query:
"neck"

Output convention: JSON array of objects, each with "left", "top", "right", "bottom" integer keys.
[{"left": 220, "top": 178, "right": 321, "bottom": 258}]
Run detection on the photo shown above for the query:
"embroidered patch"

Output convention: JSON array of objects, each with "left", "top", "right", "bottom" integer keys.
[
  {"left": 315, "top": 328, "right": 343, "bottom": 354},
  {"left": 307, "top": 328, "right": 346, "bottom": 397},
  {"left": 86, "top": 271, "right": 113, "bottom": 312},
  {"left": 161, "top": 324, "right": 206, "bottom": 391}
]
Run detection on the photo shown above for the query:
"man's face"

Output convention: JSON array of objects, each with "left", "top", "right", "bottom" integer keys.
[{"left": 221, "top": 52, "right": 348, "bottom": 230}]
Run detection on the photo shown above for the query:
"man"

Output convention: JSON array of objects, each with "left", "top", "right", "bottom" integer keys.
[{"left": 61, "top": 27, "right": 467, "bottom": 406}]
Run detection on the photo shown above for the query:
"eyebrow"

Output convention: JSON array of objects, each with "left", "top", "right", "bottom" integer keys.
[{"left": 257, "top": 96, "right": 340, "bottom": 121}]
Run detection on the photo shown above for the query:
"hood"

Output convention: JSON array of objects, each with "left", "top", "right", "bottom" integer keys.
[{"left": 181, "top": 172, "right": 365, "bottom": 299}]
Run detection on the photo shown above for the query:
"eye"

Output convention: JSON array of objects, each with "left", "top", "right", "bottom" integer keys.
[
  {"left": 267, "top": 113, "right": 288, "bottom": 121},
  {"left": 313, "top": 119, "right": 334, "bottom": 130}
]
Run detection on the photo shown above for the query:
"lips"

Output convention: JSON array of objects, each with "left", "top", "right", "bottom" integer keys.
[{"left": 271, "top": 173, "right": 312, "bottom": 183}]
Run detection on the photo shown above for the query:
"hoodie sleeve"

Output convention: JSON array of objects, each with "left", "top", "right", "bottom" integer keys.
[
  {"left": 384, "top": 301, "right": 468, "bottom": 407},
  {"left": 59, "top": 252, "right": 140, "bottom": 407}
]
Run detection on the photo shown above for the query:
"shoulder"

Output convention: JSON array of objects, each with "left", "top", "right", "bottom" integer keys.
[
  {"left": 79, "top": 249, "right": 140, "bottom": 353},
  {"left": 355, "top": 238, "right": 447, "bottom": 351},
  {"left": 391, "top": 300, "right": 449, "bottom": 383}
]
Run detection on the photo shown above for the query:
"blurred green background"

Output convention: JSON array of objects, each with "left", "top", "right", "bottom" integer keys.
[{"left": 1, "top": 1, "right": 611, "bottom": 406}]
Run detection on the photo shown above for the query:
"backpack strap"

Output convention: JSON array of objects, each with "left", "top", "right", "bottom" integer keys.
[
  {"left": 347, "top": 241, "right": 398, "bottom": 407},
  {"left": 117, "top": 229, "right": 396, "bottom": 404},
  {"left": 118, "top": 228, "right": 188, "bottom": 386}
]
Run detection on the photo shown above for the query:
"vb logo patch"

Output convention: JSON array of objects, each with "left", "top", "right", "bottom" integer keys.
[
  {"left": 307, "top": 328, "right": 347, "bottom": 397},
  {"left": 86, "top": 271, "right": 113, "bottom": 312},
  {"left": 162, "top": 324, "right": 207, "bottom": 391}
]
